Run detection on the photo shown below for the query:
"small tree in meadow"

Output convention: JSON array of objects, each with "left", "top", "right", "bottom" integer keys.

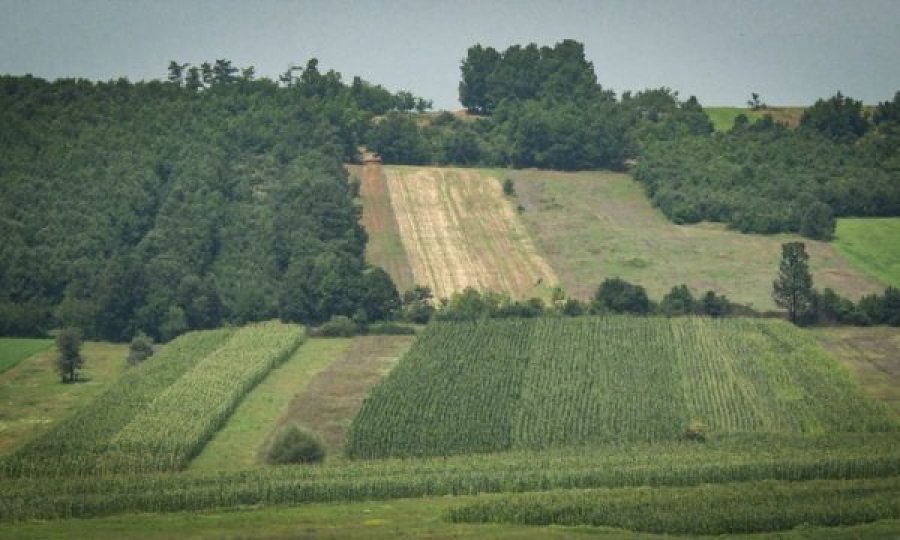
[{"left": 55, "top": 328, "right": 84, "bottom": 383}]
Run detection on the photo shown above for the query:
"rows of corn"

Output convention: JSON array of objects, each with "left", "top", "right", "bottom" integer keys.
[
  {"left": 1, "top": 321, "right": 302, "bottom": 478},
  {"left": 448, "top": 477, "right": 900, "bottom": 534},
  {"left": 2, "top": 433, "right": 900, "bottom": 522},
  {"left": 346, "top": 317, "right": 897, "bottom": 459}
]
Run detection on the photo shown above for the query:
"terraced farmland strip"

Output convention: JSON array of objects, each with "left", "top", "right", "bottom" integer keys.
[
  {"left": 105, "top": 321, "right": 303, "bottom": 474},
  {"left": 0, "top": 338, "right": 53, "bottom": 374},
  {"left": 384, "top": 166, "right": 556, "bottom": 299},
  {"left": 448, "top": 477, "right": 900, "bottom": 534},
  {"left": 190, "top": 336, "right": 339, "bottom": 471},
  {"left": 348, "top": 163, "right": 415, "bottom": 292},
  {"left": 277, "top": 335, "right": 412, "bottom": 457},
  {"left": 0, "top": 329, "right": 233, "bottom": 478}
]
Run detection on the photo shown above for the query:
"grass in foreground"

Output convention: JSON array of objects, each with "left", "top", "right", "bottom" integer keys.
[
  {"left": 834, "top": 217, "right": 900, "bottom": 286},
  {"left": 0, "top": 341, "right": 128, "bottom": 455},
  {"left": 0, "top": 337, "right": 53, "bottom": 374},
  {"left": 511, "top": 169, "right": 882, "bottom": 309},
  {"left": 2, "top": 495, "right": 899, "bottom": 540},
  {"left": 191, "top": 337, "right": 350, "bottom": 470},
  {"left": 347, "top": 317, "right": 895, "bottom": 459}
]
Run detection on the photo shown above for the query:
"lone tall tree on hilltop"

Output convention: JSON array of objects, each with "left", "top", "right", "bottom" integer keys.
[
  {"left": 773, "top": 242, "right": 814, "bottom": 324},
  {"left": 55, "top": 328, "right": 84, "bottom": 383}
]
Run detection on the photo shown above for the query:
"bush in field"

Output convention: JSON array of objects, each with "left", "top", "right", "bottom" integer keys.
[
  {"left": 267, "top": 425, "right": 325, "bottom": 464},
  {"left": 312, "top": 315, "right": 359, "bottom": 337},
  {"left": 502, "top": 178, "right": 515, "bottom": 196},
  {"left": 592, "top": 278, "right": 650, "bottom": 314},
  {"left": 55, "top": 328, "right": 84, "bottom": 383},
  {"left": 126, "top": 332, "right": 154, "bottom": 366}
]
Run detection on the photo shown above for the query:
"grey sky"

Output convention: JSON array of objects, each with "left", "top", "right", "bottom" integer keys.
[{"left": 1, "top": 0, "right": 898, "bottom": 109}]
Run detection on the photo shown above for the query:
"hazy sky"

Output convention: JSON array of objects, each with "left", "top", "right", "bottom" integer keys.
[{"left": 2, "top": 0, "right": 898, "bottom": 109}]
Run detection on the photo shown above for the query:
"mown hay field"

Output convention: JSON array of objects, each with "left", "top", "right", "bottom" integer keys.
[{"left": 383, "top": 165, "right": 557, "bottom": 300}]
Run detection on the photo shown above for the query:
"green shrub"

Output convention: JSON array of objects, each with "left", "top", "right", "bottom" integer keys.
[
  {"left": 311, "top": 315, "right": 359, "bottom": 337},
  {"left": 267, "top": 425, "right": 325, "bottom": 465}
]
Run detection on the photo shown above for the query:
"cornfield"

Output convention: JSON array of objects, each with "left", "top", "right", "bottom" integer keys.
[
  {"left": 1, "top": 321, "right": 303, "bottom": 478},
  {"left": 448, "top": 477, "right": 900, "bottom": 534},
  {"left": 1, "top": 433, "right": 899, "bottom": 522},
  {"left": 346, "top": 317, "right": 897, "bottom": 459}
]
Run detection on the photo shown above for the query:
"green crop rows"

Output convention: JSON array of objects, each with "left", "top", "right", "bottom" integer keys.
[
  {"left": 1, "top": 321, "right": 303, "bottom": 478},
  {"left": 448, "top": 477, "right": 900, "bottom": 534},
  {"left": 2, "top": 433, "right": 899, "bottom": 522},
  {"left": 346, "top": 317, "right": 897, "bottom": 459}
]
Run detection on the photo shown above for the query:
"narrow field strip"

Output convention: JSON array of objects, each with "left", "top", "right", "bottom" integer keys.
[
  {"left": 190, "top": 337, "right": 342, "bottom": 471},
  {"left": 348, "top": 164, "right": 416, "bottom": 292},
  {"left": 384, "top": 166, "right": 557, "bottom": 299},
  {"left": 106, "top": 321, "right": 303, "bottom": 474},
  {"left": 277, "top": 335, "right": 413, "bottom": 458},
  {"left": 0, "top": 329, "right": 232, "bottom": 478},
  {"left": 448, "top": 477, "right": 900, "bottom": 535}
]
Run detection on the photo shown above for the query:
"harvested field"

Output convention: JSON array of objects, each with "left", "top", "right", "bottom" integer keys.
[
  {"left": 512, "top": 170, "right": 883, "bottom": 310},
  {"left": 347, "top": 164, "right": 415, "bottom": 292},
  {"left": 384, "top": 166, "right": 557, "bottom": 300},
  {"left": 271, "top": 335, "right": 414, "bottom": 458}
]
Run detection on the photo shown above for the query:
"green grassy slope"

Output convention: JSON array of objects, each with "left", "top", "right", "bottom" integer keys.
[
  {"left": 834, "top": 218, "right": 900, "bottom": 286},
  {"left": 0, "top": 338, "right": 53, "bottom": 374},
  {"left": 346, "top": 317, "right": 896, "bottom": 458},
  {"left": 510, "top": 169, "right": 882, "bottom": 309}
]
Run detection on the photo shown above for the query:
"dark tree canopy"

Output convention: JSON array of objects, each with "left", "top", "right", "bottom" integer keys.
[
  {"left": 592, "top": 278, "right": 651, "bottom": 315},
  {"left": 0, "top": 60, "right": 417, "bottom": 340}
]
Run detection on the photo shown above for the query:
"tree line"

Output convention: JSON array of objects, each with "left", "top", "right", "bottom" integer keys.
[
  {"left": 0, "top": 59, "right": 422, "bottom": 340},
  {"left": 364, "top": 39, "right": 900, "bottom": 241}
]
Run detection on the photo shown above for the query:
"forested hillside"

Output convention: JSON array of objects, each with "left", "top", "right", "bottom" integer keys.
[{"left": 0, "top": 60, "right": 420, "bottom": 339}]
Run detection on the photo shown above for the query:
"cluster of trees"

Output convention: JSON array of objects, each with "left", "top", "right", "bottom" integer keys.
[
  {"left": 0, "top": 60, "right": 424, "bottom": 340},
  {"left": 365, "top": 40, "right": 713, "bottom": 171},
  {"left": 635, "top": 91, "right": 900, "bottom": 239},
  {"left": 773, "top": 243, "right": 900, "bottom": 327}
]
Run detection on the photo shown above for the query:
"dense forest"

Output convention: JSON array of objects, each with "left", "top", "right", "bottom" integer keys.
[
  {"left": 0, "top": 59, "right": 421, "bottom": 339},
  {"left": 364, "top": 40, "right": 900, "bottom": 240}
]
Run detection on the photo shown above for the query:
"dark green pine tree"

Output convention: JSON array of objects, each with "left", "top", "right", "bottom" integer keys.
[{"left": 773, "top": 242, "right": 814, "bottom": 324}]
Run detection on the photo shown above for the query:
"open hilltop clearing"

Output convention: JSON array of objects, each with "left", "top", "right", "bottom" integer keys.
[
  {"left": 383, "top": 165, "right": 557, "bottom": 299},
  {"left": 0, "top": 340, "right": 127, "bottom": 455},
  {"left": 347, "top": 164, "right": 416, "bottom": 292},
  {"left": 346, "top": 317, "right": 896, "bottom": 459},
  {"left": 510, "top": 169, "right": 884, "bottom": 309},
  {"left": 704, "top": 107, "right": 764, "bottom": 131},
  {"left": 813, "top": 326, "right": 900, "bottom": 418},
  {"left": 834, "top": 217, "right": 900, "bottom": 286}
]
